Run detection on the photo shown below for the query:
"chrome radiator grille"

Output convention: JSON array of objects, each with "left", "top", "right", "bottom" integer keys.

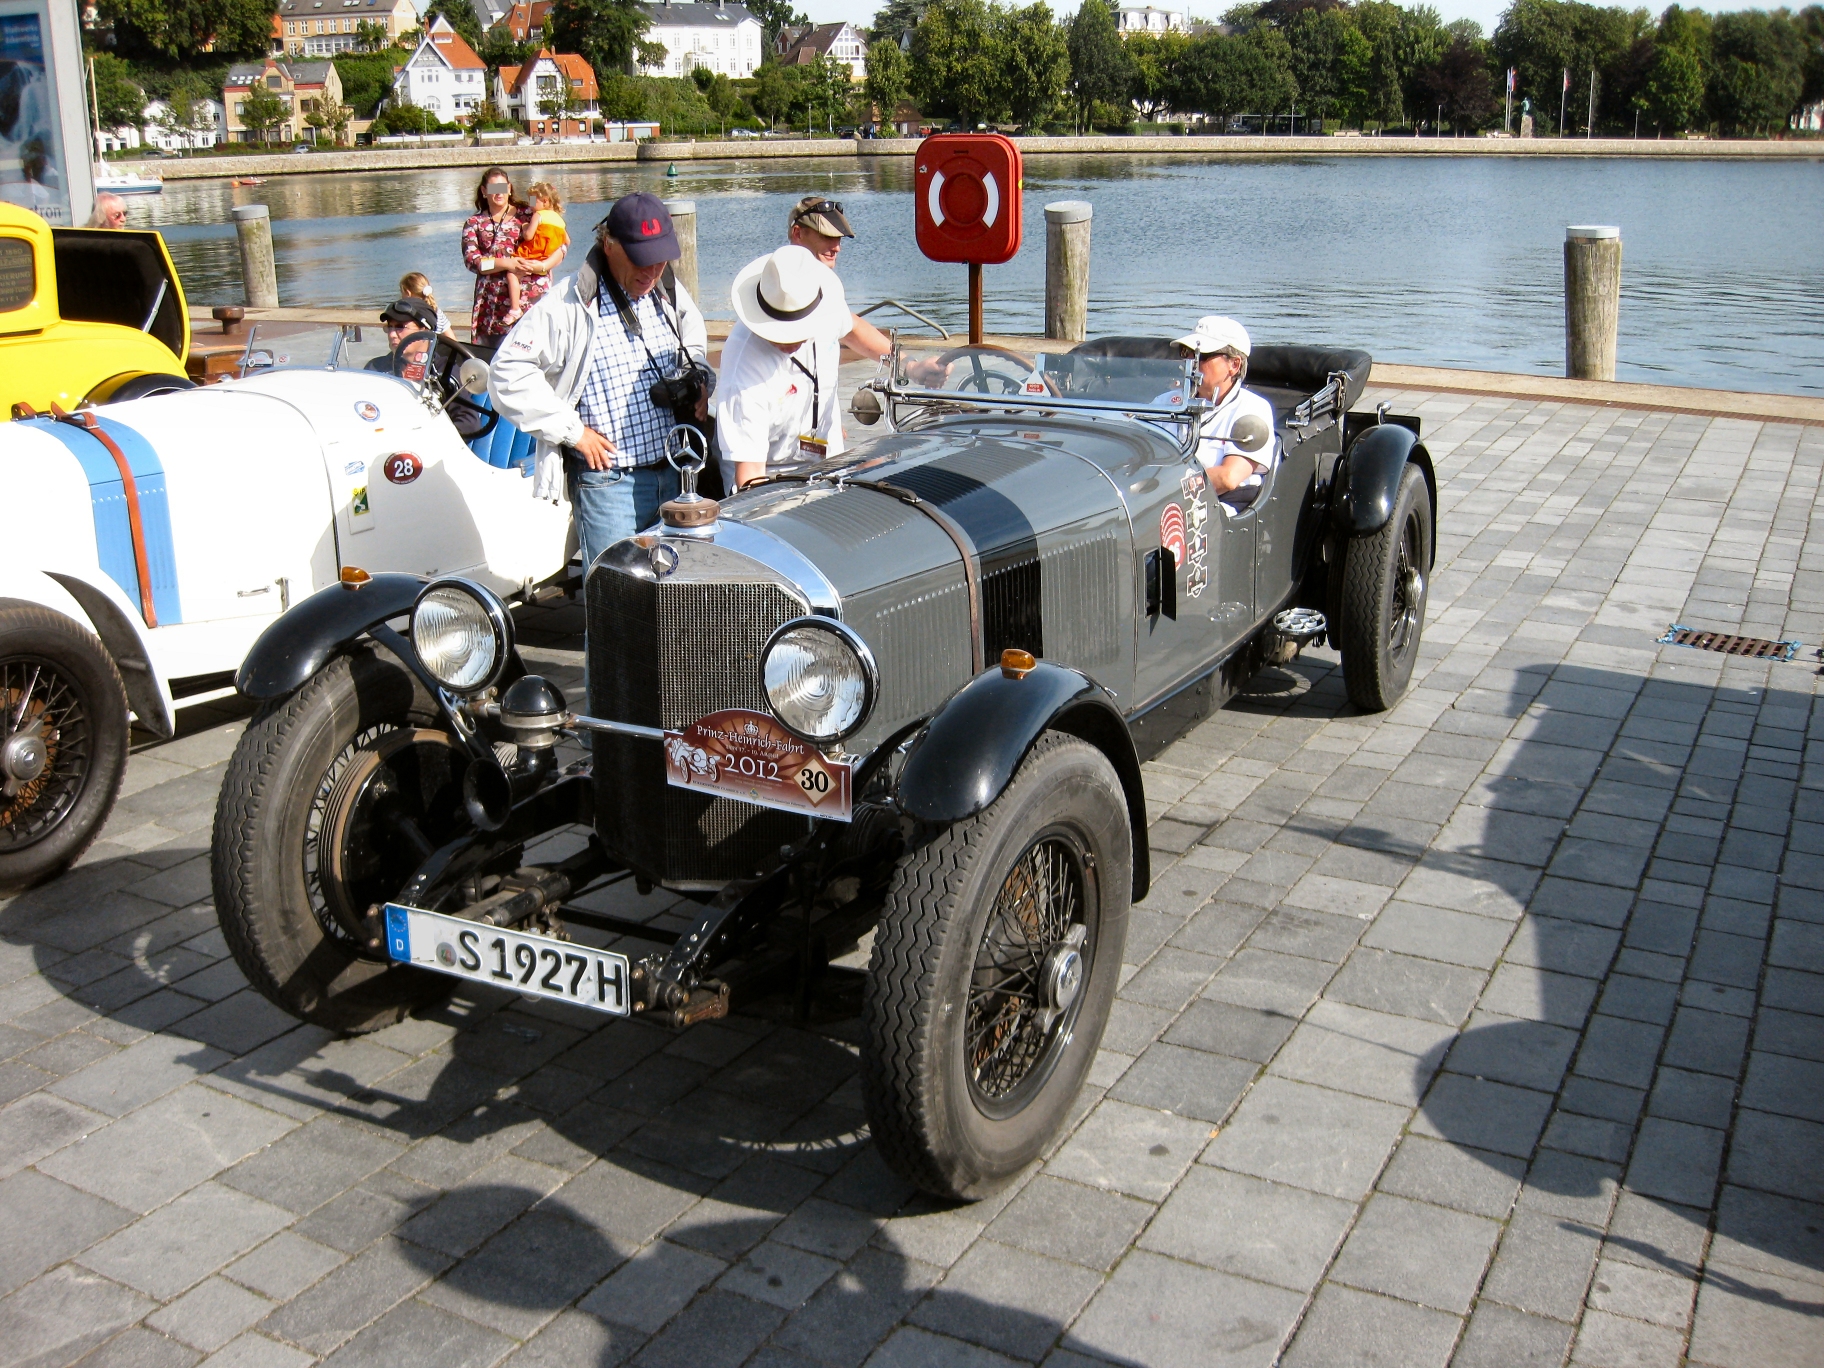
[{"left": 587, "top": 566, "right": 809, "bottom": 885}]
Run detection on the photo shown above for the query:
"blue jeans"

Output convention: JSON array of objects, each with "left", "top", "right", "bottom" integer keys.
[{"left": 568, "top": 463, "right": 680, "bottom": 571}]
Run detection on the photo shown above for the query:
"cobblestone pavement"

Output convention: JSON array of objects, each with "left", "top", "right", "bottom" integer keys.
[{"left": 4, "top": 390, "right": 1823, "bottom": 1368}]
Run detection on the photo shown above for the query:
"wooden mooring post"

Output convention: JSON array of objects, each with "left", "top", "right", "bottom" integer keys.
[
  {"left": 1044, "top": 200, "right": 1092, "bottom": 342},
  {"left": 230, "top": 203, "right": 279, "bottom": 309},
  {"left": 1565, "top": 224, "right": 1621, "bottom": 381},
  {"left": 663, "top": 199, "right": 698, "bottom": 305}
]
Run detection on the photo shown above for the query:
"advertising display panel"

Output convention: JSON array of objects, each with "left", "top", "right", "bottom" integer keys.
[{"left": 0, "top": 0, "right": 89, "bottom": 226}]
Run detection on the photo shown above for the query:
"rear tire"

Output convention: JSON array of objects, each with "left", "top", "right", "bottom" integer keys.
[
  {"left": 91, "top": 373, "right": 195, "bottom": 404},
  {"left": 1337, "top": 463, "right": 1430, "bottom": 711},
  {"left": 211, "top": 647, "right": 461, "bottom": 1033},
  {"left": 0, "top": 602, "right": 129, "bottom": 890},
  {"left": 862, "top": 732, "right": 1130, "bottom": 1200}
]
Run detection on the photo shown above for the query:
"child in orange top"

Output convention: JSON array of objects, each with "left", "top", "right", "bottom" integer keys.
[{"left": 506, "top": 182, "right": 567, "bottom": 323}]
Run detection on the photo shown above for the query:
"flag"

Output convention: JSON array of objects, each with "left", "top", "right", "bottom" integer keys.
[
  {"left": 1507, "top": 68, "right": 1516, "bottom": 94},
  {"left": 1563, "top": 68, "right": 1571, "bottom": 91}
]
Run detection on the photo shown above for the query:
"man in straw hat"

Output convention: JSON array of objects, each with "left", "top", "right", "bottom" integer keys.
[
  {"left": 715, "top": 244, "right": 853, "bottom": 495},
  {"left": 490, "top": 191, "right": 709, "bottom": 569}
]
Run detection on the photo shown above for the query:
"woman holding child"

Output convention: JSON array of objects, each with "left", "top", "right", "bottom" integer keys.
[{"left": 461, "top": 167, "right": 566, "bottom": 348}]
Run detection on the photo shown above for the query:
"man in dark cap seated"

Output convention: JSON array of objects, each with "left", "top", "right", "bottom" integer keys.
[{"left": 364, "top": 297, "right": 440, "bottom": 374}]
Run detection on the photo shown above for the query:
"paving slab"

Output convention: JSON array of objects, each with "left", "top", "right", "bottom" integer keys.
[{"left": 2, "top": 392, "right": 1821, "bottom": 1368}]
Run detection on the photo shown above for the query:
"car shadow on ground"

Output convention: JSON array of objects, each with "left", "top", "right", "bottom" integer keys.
[
  {"left": 0, "top": 849, "right": 1142, "bottom": 1364},
  {"left": 1368, "top": 662, "right": 1824, "bottom": 1312}
]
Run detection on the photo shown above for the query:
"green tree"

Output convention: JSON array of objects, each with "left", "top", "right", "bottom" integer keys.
[
  {"left": 865, "top": 35, "right": 912, "bottom": 120},
  {"left": 335, "top": 52, "right": 410, "bottom": 116},
  {"left": 90, "top": 52, "right": 147, "bottom": 132},
  {"left": 238, "top": 82, "right": 288, "bottom": 143},
  {"left": 598, "top": 72, "right": 649, "bottom": 120},
  {"left": 1642, "top": 40, "right": 1705, "bottom": 131},
  {"left": 548, "top": 0, "right": 649, "bottom": 76},
  {"left": 1708, "top": 9, "right": 1807, "bottom": 133},
  {"left": 1067, "top": 0, "right": 1128, "bottom": 131},
  {"left": 800, "top": 53, "right": 853, "bottom": 131},
  {"left": 1126, "top": 29, "right": 1191, "bottom": 120},
  {"left": 692, "top": 66, "right": 745, "bottom": 118},
  {"left": 1000, "top": 1, "right": 1068, "bottom": 127},
  {"left": 1415, "top": 33, "right": 1496, "bottom": 130},
  {"left": 750, "top": 62, "right": 803, "bottom": 124},
  {"left": 97, "top": 0, "right": 276, "bottom": 63},
  {"left": 354, "top": 19, "right": 390, "bottom": 51},
  {"left": 373, "top": 100, "right": 445, "bottom": 134},
  {"left": 305, "top": 99, "right": 353, "bottom": 143},
  {"left": 911, "top": 0, "right": 1009, "bottom": 127},
  {"left": 423, "top": 0, "right": 483, "bottom": 47},
  {"left": 480, "top": 24, "right": 536, "bottom": 74},
  {"left": 1283, "top": 5, "right": 1356, "bottom": 126},
  {"left": 747, "top": 0, "right": 811, "bottom": 45},
  {"left": 637, "top": 39, "right": 669, "bottom": 68},
  {"left": 870, "top": 0, "right": 927, "bottom": 43}
]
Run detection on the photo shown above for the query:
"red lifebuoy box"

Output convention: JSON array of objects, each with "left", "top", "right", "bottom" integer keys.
[{"left": 914, "top": 134, "right": 1023, "bottom": 266}]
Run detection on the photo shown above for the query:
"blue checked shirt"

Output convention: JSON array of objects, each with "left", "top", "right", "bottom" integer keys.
[{"left": 574, "top": 286, "right": 680, "bottom": 470}]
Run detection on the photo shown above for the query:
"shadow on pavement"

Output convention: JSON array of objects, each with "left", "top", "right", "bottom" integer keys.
[{"left": 1389, "top": 662, "right": 1824, "bottom": 1302}]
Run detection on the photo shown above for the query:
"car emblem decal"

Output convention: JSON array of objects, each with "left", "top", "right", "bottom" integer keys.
[
  {"left": 343, "top": 459, "right": 366, "bottom": 476},
  {"left": 354, "top": 401, "right": 380, "bottom": 422},
  {"left": 648, "top": 543, "right": 679, "bottom": 576},
  {"left": 1160, "top": 503, "right": 1186, "bottom": 564},
  {"left": 351, "top": 486, "right": 369, "bottom": 515},
  {"left": 384, "top": 453, "right": 423, "bottom": 485}
]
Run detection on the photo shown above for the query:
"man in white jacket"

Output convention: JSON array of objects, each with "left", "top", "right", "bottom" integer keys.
[{"left": 489, "top": 193, "right": 708, "bottom": 570}]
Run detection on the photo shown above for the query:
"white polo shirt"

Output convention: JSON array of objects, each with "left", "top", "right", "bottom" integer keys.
[{"left": 715, "top": 321, "right": 846, "bottom": 493}]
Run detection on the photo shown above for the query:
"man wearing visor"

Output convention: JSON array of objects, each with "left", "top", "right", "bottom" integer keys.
[
  {"left": 715, "top": 244, "right": 851, "bottom": 495},
  {"left": 490, "top": 192, "right": 709, "bottom": 569},
  {"left": 1176, "top": 315, "right": 1278, "bottom": 511}
]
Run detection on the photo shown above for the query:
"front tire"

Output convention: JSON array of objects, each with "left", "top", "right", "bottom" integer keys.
[
  {"left": 1337, "top": 462, "right": 1431, "bottom": 711},
  {"left": 211, "top": 647, "right": 465, "bottom": 1033},
  {"left": 91, "top": 373, "right": 196, "bottom": 404},
  {"left": 0, "top": 602, "right": 129, "bottom": 890},
  {"left": 862, "top": 732, "right": 1131, "bottom": 1199}
]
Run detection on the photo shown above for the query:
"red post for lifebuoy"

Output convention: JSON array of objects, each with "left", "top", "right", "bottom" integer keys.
[
  {"left": 968, "top": 263, "right": 983, "bottom": 345},
  {"left": 914, "top": 134, "right": 1023, "bottom": 344}
]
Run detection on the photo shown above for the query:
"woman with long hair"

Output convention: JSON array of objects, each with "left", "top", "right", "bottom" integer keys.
[{"left": 461, "top": 167, "right": 563, "bottom": 347}]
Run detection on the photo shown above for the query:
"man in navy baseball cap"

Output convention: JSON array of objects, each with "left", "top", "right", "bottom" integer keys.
[{"left": 598, "top": 191, "right": 679, "bottom": 267}]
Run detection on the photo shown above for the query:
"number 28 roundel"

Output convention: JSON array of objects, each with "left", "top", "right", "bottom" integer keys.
[{"left": 914, "top": 134, "right": 1023, "bottom": 266}]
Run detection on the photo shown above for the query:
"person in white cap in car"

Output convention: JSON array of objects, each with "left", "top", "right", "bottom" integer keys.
[
  {"left": 1175, "top": 315, "right": 1277, "bottom": 508},
  {"left": 715, "top": 244, "right": 853, "bottom": 495}
]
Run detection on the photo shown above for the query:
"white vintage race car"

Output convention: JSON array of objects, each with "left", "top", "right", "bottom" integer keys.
[{"left": 0, "top": 327, "right": 571, "bottom": 886}]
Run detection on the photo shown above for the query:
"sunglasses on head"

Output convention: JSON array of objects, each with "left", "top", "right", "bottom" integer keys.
[{"left": 795, "top": 200, "right": 844, "bottom": 222}]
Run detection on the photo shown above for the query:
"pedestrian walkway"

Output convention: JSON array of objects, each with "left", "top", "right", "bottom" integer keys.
[{"left": 1, "top": 389, "right": 1820, "bottom": 1368}]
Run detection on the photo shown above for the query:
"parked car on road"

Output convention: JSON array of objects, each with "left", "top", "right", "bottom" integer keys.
[
  {"left": 211, "top": 334, "right": 1436, "bottom": 1199},
  {"left": 0, "top": 327, "right": 570, "bottom": 887}
]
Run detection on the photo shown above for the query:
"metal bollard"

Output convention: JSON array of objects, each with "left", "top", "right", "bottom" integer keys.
[
  {"left": 1044, "top": 201, "right": 1092, "bottom": 343},
  {"left": 663, "top": 199, "right": 698, "bottom": 306},
  {"left": 231, "top": 203, "right": 279, "bottom": 309},
  {"left": 1564, "top": 224, "right": 1621, "bottom": 381}
]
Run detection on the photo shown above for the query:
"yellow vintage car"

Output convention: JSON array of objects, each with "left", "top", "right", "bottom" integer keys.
[{"left": 0, "top": 201, "right": 192, "bottom": 418}]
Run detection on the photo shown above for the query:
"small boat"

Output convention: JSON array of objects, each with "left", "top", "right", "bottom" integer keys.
[
  {"left": 93, "top": 166, "right": 164, "bottom": 195},
  {"left": 231, "top": 177, "right": 265, "bottom": 187}
]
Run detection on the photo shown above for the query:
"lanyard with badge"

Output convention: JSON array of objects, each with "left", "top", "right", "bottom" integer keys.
[{"left": 792, "top": 344, "right": 826, "bottom": 461}]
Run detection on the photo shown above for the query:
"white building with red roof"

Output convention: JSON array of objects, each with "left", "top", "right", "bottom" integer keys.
[
  {"left": 496, "top": 50, "right": 601, "bottom": 137},
  {"left": 394, "top": 15, "right": 489, "bottom": 124}
]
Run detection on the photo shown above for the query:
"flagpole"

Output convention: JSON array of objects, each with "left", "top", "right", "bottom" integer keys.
[
  {"left": 1587, "top": 68, "right": 1596, "bottom": 138},
  {"left": 1505, "top": 68, "right": 1513, "bottom": 132},
  {"left": 1559, "top": 69, "right": 1568, "bottom": 136}
]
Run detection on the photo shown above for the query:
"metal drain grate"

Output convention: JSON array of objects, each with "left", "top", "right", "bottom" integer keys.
[{"left": 1658, "top": 624, "right": 1800, "bottom": 662}]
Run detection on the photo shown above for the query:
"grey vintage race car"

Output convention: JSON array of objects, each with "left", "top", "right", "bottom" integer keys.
[{"left": 209, "top": 338, "right": 1435, "bottom": 1199}]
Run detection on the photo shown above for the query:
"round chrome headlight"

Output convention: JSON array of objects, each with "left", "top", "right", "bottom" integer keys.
[
  {"left": 761, "top": 617, "right": 877, "bottom": 745},
  {"left": 411, "top": 579, "right": 511, "bottom": 693}
]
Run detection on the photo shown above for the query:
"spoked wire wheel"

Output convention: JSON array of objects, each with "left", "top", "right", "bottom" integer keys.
[
  {"left": 1, "top": 657, "right": 91, "bottom": 850},
  {"left": 1387, "top": 507, "right": 1427, "bottom": 666},
  {"left": 966, "top": 831, "right": 1093, "bottom": 1117}
]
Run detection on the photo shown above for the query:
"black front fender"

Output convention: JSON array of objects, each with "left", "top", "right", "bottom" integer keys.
[
  {"left": 894, "top": 660, "right": 1151, "bottom": 900},
  {"left": 236, "top": 573, "right": 426, "bottom": 700},
  {"left": 1330, "top": 422, "right": 1438, "bottom": 559}
]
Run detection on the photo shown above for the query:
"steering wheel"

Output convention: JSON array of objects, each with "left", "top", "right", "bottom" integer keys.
[
  {"left": 934, "top": 343, "right": 1060, "bottom": 398},
  {"left": 391, "top": 330, "right": 498, "bottom": 439}
]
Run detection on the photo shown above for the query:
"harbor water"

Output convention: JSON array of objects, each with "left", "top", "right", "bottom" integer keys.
[{"left": 133, "top": 153, "right": 1824, "bottom": 395}]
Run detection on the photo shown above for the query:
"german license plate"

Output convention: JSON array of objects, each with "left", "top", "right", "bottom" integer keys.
[
  {"left": 663, "top": 707, "right": 852, "bottom": 822},
  {"left": 383, "top": 904, "right": 630, "bottom": 1016}
]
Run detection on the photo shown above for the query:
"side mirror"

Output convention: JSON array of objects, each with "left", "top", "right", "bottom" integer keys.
[
  {"left": 457, "top": 357, "right": 490, "bottom": 395},
  {"left": 850, "top": 387, "right": 883, "bottom": 427},
  {"left": 1229, "top": 413, "right": 1271, "bottom": 454}
]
